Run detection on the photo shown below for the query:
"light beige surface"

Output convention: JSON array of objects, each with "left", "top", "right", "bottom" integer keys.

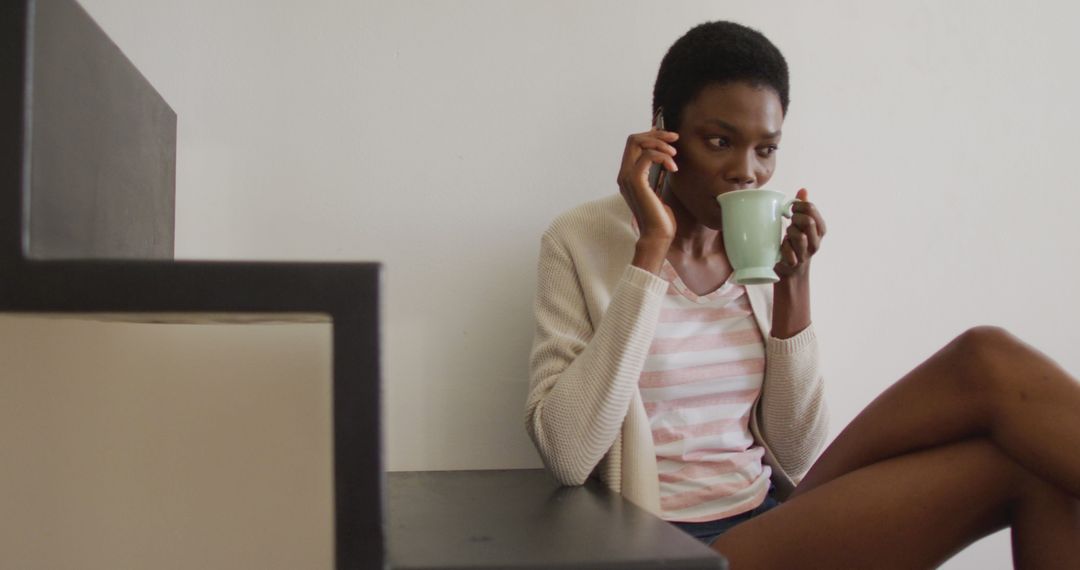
[{"left": 0, "top": 315, "right": 333, "bottom": 570}]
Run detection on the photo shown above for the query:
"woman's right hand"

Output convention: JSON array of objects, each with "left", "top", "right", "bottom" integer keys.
[{"left": 616, "top": 128, "right": 679, "bottom": 273}]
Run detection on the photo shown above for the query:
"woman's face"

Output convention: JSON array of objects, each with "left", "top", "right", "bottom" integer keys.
[{"left": 669, "top": 81, "right": 785, "bottom": 230}]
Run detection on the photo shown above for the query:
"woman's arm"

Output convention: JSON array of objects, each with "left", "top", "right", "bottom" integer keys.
[
  {"left": 525, "top": 230, "right": 668, "bottom": 485},
  {"left": 760, "top": 323, "right": 830, "bottom": 482},
  {"left": 761, "top": 190, "right": 830, "bottom": 480},
  {"left": 526, "top": 126, "right": 680, "bottom": 485},
  {"left": 771, "top": 189, "right": 824, "bottom": 339}
]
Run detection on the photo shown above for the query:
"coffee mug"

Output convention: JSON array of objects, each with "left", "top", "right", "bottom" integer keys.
[{"left": 716, "top": 189, "right": 797, "bottom": 285}]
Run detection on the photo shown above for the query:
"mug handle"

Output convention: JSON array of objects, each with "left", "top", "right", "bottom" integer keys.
[
  {"left": 781, "top": 197, "right": 797, "bottom": 219},
  {"left": 774, "top": 197, "right": 799, "bottom": 264}
]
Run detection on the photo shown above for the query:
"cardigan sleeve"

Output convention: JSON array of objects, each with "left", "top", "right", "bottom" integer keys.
[
  {"left": 524, "top": 230, "right": 668, "bottom": 486},
  {"left": 760, "top": 324, "right": 830, "bottom": 482}
]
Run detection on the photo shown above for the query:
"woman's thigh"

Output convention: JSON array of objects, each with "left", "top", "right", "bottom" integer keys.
[
  {"left": 793, "top": 326, "right": 1080, "bottom": 500},
  {"left": 710, "top": 438, "right": 1019, "bottom": 569}
]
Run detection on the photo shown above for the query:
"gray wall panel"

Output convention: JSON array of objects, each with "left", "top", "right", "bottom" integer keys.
[{"left": 28, "top": 0, "right": 175, "bottom": 259}]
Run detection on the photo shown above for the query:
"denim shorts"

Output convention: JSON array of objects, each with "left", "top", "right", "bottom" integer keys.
[{"left": 670, "top": 486, "right": 781, "bottom": 546}]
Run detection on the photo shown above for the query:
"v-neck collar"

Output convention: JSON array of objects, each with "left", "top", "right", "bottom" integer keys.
[{"left": 659, "top": 259, "right": 742, "bottom": 304}]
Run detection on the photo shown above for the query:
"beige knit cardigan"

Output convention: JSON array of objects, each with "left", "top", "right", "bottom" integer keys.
[{"left": 525, "top": 194, "right": 829, "bottom": 515}]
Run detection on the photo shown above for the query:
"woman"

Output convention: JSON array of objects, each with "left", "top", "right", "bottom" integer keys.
[{"left": 525, "top": 21, "right": 1079, "bottom": 568}]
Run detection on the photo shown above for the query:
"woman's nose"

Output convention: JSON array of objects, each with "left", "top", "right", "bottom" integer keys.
[{"left": 724, "top": 151, "right": 757, "bottom": 188}]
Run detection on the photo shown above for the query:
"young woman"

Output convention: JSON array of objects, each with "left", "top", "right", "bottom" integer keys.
[{"left": 525, "top": 21, "right": 1079, "bottom": 568}]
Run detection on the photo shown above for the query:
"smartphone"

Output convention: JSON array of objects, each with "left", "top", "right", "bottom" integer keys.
[{"left": 647, "top": 108, "right": 670, "bottom": 194}]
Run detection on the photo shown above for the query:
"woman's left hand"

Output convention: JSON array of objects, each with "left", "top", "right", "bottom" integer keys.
[{"left": 775, "top": 188, "right": 826, "bottom": 281}]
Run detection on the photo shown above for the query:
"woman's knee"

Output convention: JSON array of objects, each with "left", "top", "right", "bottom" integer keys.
[
  {"left": 947, "top": 326, "right": 1025, "bottom": 378},
  {"left": 937, "top": 326, "right": 1025, "bottom": 407},
  {"left": 952, "top": 326, "right": 1018, "bottom": 356},
  {"left": 945, "top": 326, "right": 1057, "bottom": 416}
]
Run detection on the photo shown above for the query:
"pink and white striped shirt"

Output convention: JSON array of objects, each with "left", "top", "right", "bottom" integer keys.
[{"left": 641, "top": 261, "right": 771, "bottom": 523}]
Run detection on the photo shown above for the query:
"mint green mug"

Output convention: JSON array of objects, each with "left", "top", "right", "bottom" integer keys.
[{"left": 716, "top": 189, "right": 797, "bottom": 285}]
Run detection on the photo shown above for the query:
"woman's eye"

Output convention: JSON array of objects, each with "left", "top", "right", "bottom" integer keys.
[
  {"left": 706, "top": 137, "right": 729, "bottom": 149},
  {"left": 758, "top": 144, "right": 779, "bottom": 157}
]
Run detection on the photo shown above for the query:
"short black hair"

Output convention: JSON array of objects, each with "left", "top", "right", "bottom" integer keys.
[{"left": 652, "top": 21, "right": 789, "bottom": 130}]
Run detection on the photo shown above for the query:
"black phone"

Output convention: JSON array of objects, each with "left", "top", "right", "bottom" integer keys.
[{"left": 647, "top": 108, "right": 670, "bottom": 194}]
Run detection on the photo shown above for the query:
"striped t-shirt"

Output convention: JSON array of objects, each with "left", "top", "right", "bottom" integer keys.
[{"left": 641, "top": 260, "right": 772, "bottom": 523}]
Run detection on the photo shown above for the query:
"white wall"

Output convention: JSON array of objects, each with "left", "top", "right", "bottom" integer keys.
[{"left": 10, "top": 1, "right": 1080, "bottom": 567}]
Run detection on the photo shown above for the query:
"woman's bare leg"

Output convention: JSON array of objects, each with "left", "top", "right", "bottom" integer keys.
[
  {"left": 1011, "top": 467, "right": 1080, "bottom": 568},
  {"left": 711, "top": 438, "right": 1079, "bottom": 569},
  {"left": 793, "top": 326, "right": 1080, "bottom": 499}
]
